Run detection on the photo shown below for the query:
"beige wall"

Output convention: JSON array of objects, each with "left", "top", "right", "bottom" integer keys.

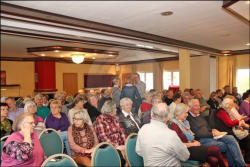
[
  {"left": 1, "top": 61, "right": 35, "bottom": 97},
  {"left": 56, "top": 62, "right": 116, "bottom": 92},
  {"left": 235, "top": 54, "right": 250, "bottom": 69}
]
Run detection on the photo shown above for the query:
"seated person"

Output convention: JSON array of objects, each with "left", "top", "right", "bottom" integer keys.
[
  {"left": 118, "top": 98, "right": 141, "bottom": 136},
  {"left": 0, "top": 103, "right": 13, "bottom": 138},
  {"left": 68, "top": 96, "right": 92, "bottom": 125},
  {"left": 24, "top": 101, "right": 44, "bottom": 135},
  {"left": 97, "top": 89, "right": 112, "bottom": 111},
  {"left": 84, "top": 94, "right": 101, "bottom": 123},
  {"left": 142, "top": 95, "right": 162, "bottom": 125},
  {"left": 140, "top": 92, "right": 153, "bottom": 114},
  {"left": 207, "top": 91, "right": 220, "bottom": 110},
  {"left": 169, "top": 93, "right": 182, "bottom": 119},
  {"left": 68, "top": 110, "right": 98, "bottom": 167},
  {"left": 194, "top": 89, "right": 210, "bottom": 118},
  {"left": 34, "top": 94, "right": 50, "bottom": 120},
  {"left": 94, "top": 100, "right": 127, "bottom": 166},
  {"left": 187, "top": 99, "right": 246, "bottom": 167},
  {"left": 45, "top": 100, "right": 71, "bottom": 155},
  {"left": 170, "top": 103, "right": 225, "bottom": 167},
  {"left": 164, "top": 90, "right": 174, "bottom": 105},
  {"left": 6, "top": 97, "right": 24, "bottom": 121},
  {"left": 239, "top": 90, "right": 250, "bottom": 124},
  {"left": 136, "top": 103, "right": 190, "bottom": 166},
  {"left": 54, "top": 93, "right": 70, "bottom": 115},
  {"left": 1, "top": 113, "right": 45, "bottom": 166},
  {"left": 216, "top": 98, "right": 250, "bottom": 163}
]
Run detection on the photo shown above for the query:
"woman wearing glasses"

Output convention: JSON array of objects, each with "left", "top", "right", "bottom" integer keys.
[
  {"left": 1, "top": 113, "right": 45, "bottom": 166},
  {"left": 68, "top": 110, "right": 98, "bottom": 166}
]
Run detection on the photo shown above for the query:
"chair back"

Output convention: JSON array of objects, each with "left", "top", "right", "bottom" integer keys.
[
  {"left": 91, "top": 142, "right": 121, "bottom": 167},
  {"left": 39, "top": 128, "right": 64, "bottom": 157},
  {"left": 41, "top": 153, "right": 77, "bottom": 167},
  {"left": 0, "top": 135, "right": 9, "bottom": 158},
  {"left": 181, "top": 160, "right": 201, "bottom": 167},
  {"left": 125, "top": 133, "right": 143, "bottom": 167}
]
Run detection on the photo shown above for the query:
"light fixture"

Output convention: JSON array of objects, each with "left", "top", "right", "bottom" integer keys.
[
  {"left": 54, "top": 50, "right": 60, "bottom": 53},
  {"left": 40, "top": 54, "right": 45, "bottom": 56},
  {"left": 161, "top": 11, "right": 173, "bottom": 16},
  {"left": 108, "top": 54, "right": 113, "bottom": 57},
  {"left": 71, "top": 54, "right": 84, "bottom": 64},
  {"left": 224, "top": 53, "right": 230, "bottom": 56},
  {"left": 92, "top": 57, "right": 96, "bottom": 59},
  {"left": 246, "top": 43, "right": 250, "bottom": 46}
]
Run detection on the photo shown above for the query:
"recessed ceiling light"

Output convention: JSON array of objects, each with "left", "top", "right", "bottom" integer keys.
[
  {"left": 108, "top": 54, "right": 113, "bottom": 57},
  {"left": 246, "top": 43, "right": 250, "bottom": 46},
  {"left": 93, "top": 53, "right": 97, "bottom": 55},
  {"left": 221, "top": 33, "right": 230, "bottom": 37},
  {"left": 161, "top": 11, "right": 173, "bottom": 16},
  {"left": 92, "top": 57, "right": 96, "bottom": 59},
  {"left": 41, "top": 54, "right": 45, "bottom": 56},
  {"left": 224, "top": 54, "right": 230, "bottom": 56},
  {"left": 54, "top": 50, "right": 60, "bottom": 53}
]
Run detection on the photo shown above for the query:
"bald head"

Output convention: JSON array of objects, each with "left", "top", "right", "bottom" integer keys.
[{"left": 151, "top": 103, "right": 170, "bottom": 123}]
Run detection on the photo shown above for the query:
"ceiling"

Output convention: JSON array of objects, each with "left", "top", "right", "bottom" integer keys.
[{"left": 1, "top": 1, "right": 249, "bottom": 64}]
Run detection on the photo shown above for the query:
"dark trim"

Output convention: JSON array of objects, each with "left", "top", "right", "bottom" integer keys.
[
  {"left": 27, "top": 46, "right": 119, "bottom": 55},
  {"left": 222, "top": 0, "right": 238, "bottom": 8},
  {"left": 1, "top": 2, "right": 220, "bottom": 53},
  {"left": 1, "top": 84, "right": 20, "bottom": 87},
  {"left": 34, "top": 89, "right": 57, "bottom": 92},
  {"left": 231, "top": 49, "right": 250, "bottom": 55}
]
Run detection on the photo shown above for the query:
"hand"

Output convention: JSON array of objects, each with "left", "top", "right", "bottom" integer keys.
[
  {"left": 116, "top": 145, "right": 125, "bottom": 151},
  {"left": 22, "top": 125, "right": 32, "bottom": 145},
  {"left": 85, "top": 148, "right": 95, "bottom": 154},
  {"left": 239, "top": 115, "right": 247, "bottom": 121},
  {"left": 212, "top": 129, "right": 221, "bottom": 137},
  {"left": 192, "top": 140, "right": 201, "bottom": 146},
  {"left": 201, "top": 106, "right": 207, "bottom": 111}
]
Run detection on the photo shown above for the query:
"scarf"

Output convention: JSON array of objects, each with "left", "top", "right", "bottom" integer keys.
[
  {"left": 0, "top": 118, "right": 12, "bottom": 133},
  {"left": 172, "top": 118, "right": 194, "bottom": 142},
  {"left": 72, "top": 123, "right": 94, "bottom": 150}
]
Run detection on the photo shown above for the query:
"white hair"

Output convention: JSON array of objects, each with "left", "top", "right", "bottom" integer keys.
[
  {"left": 120, "top": 97, "right": 133, "bottom": 108},
  {"left": 24, "top": 100, "right": 36, "bottom": 113},
  {"left": 174, "top": 103, "right": 189, "bottom": 118},
  {"left": 188, "top": 99, "right": 199, "bottom": 107},
  {"left": 151, "top": 103, "right": 169, "bottom": 122},
  {"left": 34, "top": 93, "right": 43, "bottom": 101},
  {"left": 221, "top": 98, "right": 233, "bottom": 108}
]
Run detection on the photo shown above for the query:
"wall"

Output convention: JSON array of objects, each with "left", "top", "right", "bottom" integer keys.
[
  {"left": 56, "top": 62, "right": 116, "bottom": 92},
  {"left": 1, "top": 61, "right": 35, "bottom": 97}
]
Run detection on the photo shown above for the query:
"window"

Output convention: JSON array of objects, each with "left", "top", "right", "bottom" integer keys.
[
  {"left": 236, "top": 69, "right": 250, "bottom": 94},
  {"left": 138, "top": 72, "right": 153, "bottom": 91},
  {"left": 163, "top": 71, "right": 179, "bottom": 89}
]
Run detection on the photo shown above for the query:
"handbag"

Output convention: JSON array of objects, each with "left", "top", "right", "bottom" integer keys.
[{"left": 232, "top": 126, "right": 248, "bottom": 140}]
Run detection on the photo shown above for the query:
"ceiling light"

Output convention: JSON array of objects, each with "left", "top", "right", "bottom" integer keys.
[
  {"left": 92, "top": 57, "right": 96, "bottom": 59},
  {"left": 224, "top": 54, "right": 230, "bottom": 56},
  {"left": 40, "top": 54, "right": 45, "bottom": 56},
  {"left": 246, "top": 1, "right": 250, "bottom": 4},
  {"left": 136, "top": 44, "right": 154, "bottom": 49},
  {"left": 54, "top": 50, "right": 60, "bottom": 53},
  {"left": 161, "top": 11, "right": 173, "bottom": 16},
  {"left": 246, "top": 43, "right": 250, "bottom": 46},
  {"left": 108, "top": 54, "right": 113, "bottom": 57},
  {"left": 71, "top": 54, "right": 84, "bottom": 64}
]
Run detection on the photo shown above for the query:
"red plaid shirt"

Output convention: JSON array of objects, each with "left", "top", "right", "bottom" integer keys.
[{"left": 94, "top": 114, "right": 127, "bottom": 147}]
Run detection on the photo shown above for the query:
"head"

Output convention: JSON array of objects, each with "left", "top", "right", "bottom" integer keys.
[
  {"left": 72, "top": 111, "right": 88, "bottom": 128},
  {"left": 103, "top": 89, "right": 112, "bottom": 98},
  {"left": 60, "top": 91, "right": 67, "bottom": 103},
  {"left": 101, "top": 100, "right": 117, "bottom": 116},
  {"left": 209, "top": 91, "right": 217, "bottom": 99},
  {"left": 194, "top": 89, "right": 202, "bottom": 99},
  {"left": 23, "top": 96, "right": 32, "bottom": 105},
  {"left": 13, "top": 113, "right": 35, "bottom": 133},
  {"left": 133, "top": 73, "right": 140, "bottom": 83},
  {"left": 166, "top": 90, "right": 174, "bottom": 99},
  {"left": 87, "top": 94, "right": 98, "bottom": 107},
  {"left": 24, "top": 101, "right": 37, "bottom": 115},
  {"left": 173, "top": 93, "right": 182, "bottom": 104},
  {"left": 72, "top": 96, "right": 84, "bottom": 109},
  {"left": 222, "top": 98, "right": 234, "bottom": 111},
  {"left": 1, "top": 103, "right": 9, "bottom": 119},
  {"left": 189, "top": 88, "right": 195, "bottom": 96},
  {"left": 242, "top": 91, "right": 250, "bottom": 102},
  {"left": 120, "top": 97, "right": 133, "bottom": 113},
  {"left": 34, "top": 94, "right": 43, "bottom": 107},
  {"left": 216, "top": 89, "right": 223, "bottom": 97},
  {"left": 151, "top": 103, "right": 170, "bottom": 123},
  {"left": 174, "top": 103, "right": 189, "bottom": 122},
  {"left": 125, "top": 76, "right": 133, "bottom": 84},
  {"left": 113, "top": 77, "right": 121, "bottom": 86},
  {"left": 182, "top": 92, "right": 190, "bottom": 105},
  {"left": 224, "top": 85, "right": 231, "bottom": 94},
  {"left": 50, "top": 100, "right": 62, "bottom": 116},
  {"left": 188, "top": 99, "right": 201, "bottom": 116},
  {"left": 145, "top": 92, "right": 153, "bottom": 102},
  {"left": 42, "top": 94, "right": 48, "bottom": 104},
  {"left": 151, "top": 95, "right": 162, "bottom": 105},
  {"left": 232, "top": 87, "right": 238, "bottom": 94},
  {"left": 5, "top": 97, "right": 16, "bottom": 110},
  {"left": 54, "top": 93, "right": 64, "bottom": 104}
]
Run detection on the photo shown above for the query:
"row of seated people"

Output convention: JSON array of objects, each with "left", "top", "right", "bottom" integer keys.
[{"left": 1, "top": 89, "right": 250, "bottom": 166}]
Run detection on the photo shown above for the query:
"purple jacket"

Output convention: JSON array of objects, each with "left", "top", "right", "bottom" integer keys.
[
  {"left": 45, "top": 112, "right": 70, "bottom": 131},
  {"left": 239, "top": 100, "right": 250, "bottom": 122},
  {"left": 1, "top": 131, "right": 45, "bottom": 166}
]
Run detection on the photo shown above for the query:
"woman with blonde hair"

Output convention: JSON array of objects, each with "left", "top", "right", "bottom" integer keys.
[
  {"left": 1, "top": 113, "right": 45, "bottom": 166},
  {"left": 68, "top": 110, "right": 98, "bottom": 166}
]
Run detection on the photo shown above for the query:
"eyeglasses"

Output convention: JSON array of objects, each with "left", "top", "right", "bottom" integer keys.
[
  {"left": 73, "top": 118, "right": 83, "bottom": 121},
  {"left": 25, "top": 121, "right": 35, "bottom": 126}
]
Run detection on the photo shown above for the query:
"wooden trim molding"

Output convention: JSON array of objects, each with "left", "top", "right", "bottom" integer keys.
[
  {"left": 34, "top": 89, "right": 57, "bottom": 92},
  {"left": 1, "top": 2, "right": 220, "bottom": 54}
]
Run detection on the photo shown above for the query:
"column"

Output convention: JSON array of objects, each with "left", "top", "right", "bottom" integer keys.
[{"left": 178, "top": 48, "right": 191, "bottom": 91}]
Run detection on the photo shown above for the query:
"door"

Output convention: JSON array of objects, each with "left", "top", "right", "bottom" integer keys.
[{"left": 63, "top": 73, "right": 78, "bottom": 96}]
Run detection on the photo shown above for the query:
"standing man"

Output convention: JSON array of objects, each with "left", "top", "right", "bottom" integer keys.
[
  {"left": 133, "top": 73, "right": 146, "bottom": 100},
  {"left": 136, "top": 103, "right": 190, "bottom": 166}
]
